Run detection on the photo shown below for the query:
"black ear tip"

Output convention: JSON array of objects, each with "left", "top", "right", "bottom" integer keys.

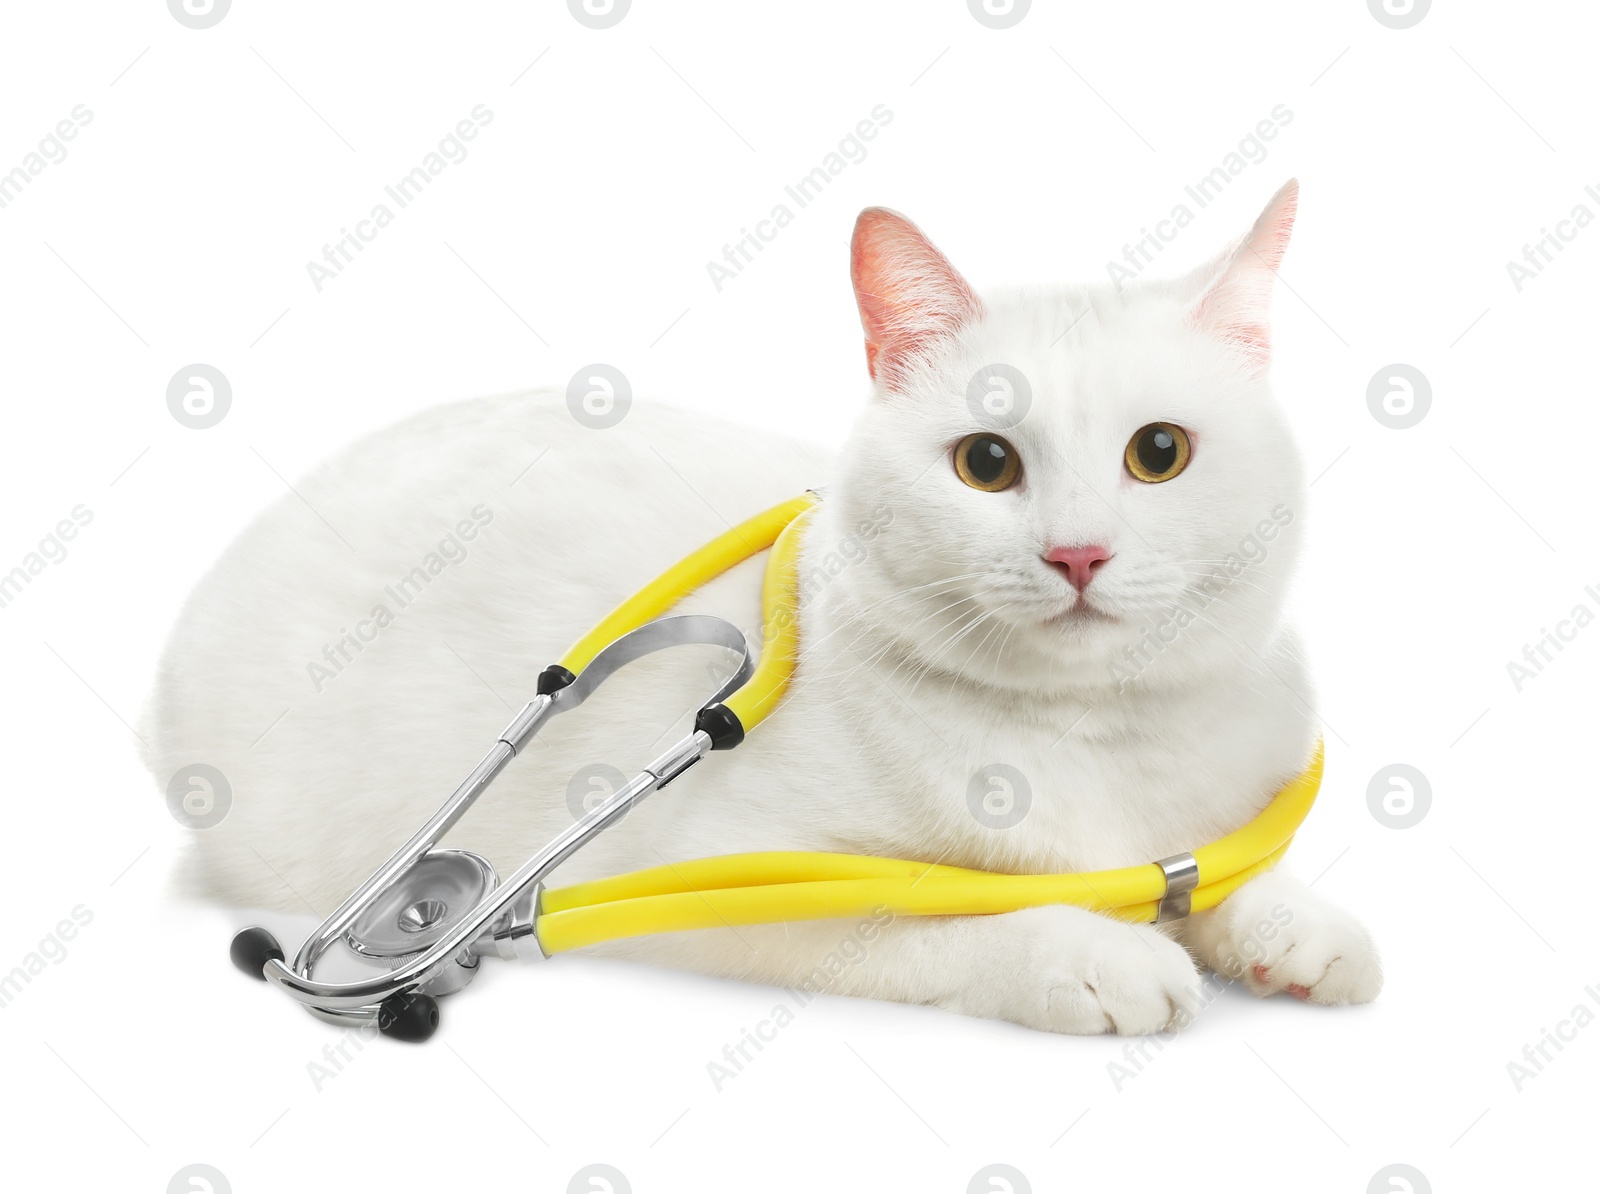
[
  {"left": 378, "top": 992, "right": 441, "bottom": 1043},
  {"left": 229, "top": 926, "right": 285, "bottom": 980}
]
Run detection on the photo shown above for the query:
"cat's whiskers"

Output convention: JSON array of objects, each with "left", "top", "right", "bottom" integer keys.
[
  {"left": 896, "top": 597, "right": 1024, "bottom": 704},
  {"left": 956, "top": 604, "right": 1020, "bottom": 682},
  {"left": 797, "top": 573, "right": 991, "bottom": 658},
  {"left": 829, "top": 570, "right": 991, "bottom": 622},
  {"left": 1175, "top": 559, "right": 1285, "bottom": 597},
  {"left": 807, "top": 582, "right": 999, "bottom": 707},
  {"left": 1161, "top": 589, "right": 1285, "bottom": 685}
]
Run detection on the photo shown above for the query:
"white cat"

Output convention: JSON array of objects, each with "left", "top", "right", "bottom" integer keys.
[{"left": 144, "top": 179, "right": 1380, "bottom": 1035}]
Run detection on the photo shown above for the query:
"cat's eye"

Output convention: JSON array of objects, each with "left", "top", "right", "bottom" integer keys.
[
  {"left": 953, "top": 433, "right": 1022, "bottom": 493},
  {"left": 1124, "top": 422, "right": 1192, "bottom": 483}
]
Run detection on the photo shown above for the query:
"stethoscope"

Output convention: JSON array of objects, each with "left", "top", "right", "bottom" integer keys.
[{"left": 230, "top": 493, "right": 1322, "bottom": 1041}]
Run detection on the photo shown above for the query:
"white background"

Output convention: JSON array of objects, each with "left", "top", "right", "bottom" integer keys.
[{"left": 1, "top": 1, "right": 1594, "bottom": 1190}]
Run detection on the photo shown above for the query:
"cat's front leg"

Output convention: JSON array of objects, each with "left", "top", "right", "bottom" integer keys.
[
  {"left": 598, "top": 902, "right": 1207, "bottom": 1036},
  {"left": 1180, "top": 871, "right": 1382, "bottom": 1005}
]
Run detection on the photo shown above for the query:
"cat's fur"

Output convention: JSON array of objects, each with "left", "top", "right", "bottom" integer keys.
[{"left": 144, "top": 181, "right": 1380, "bottom": 1034}]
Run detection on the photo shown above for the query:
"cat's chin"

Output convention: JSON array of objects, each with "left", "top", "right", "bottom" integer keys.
[{"left": 1042, "top": 601, "right": 1119, "bottom": 630}]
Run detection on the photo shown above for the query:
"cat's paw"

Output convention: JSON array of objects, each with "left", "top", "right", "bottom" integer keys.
[
  {"left": 1195, "top": 871, "right": 1381, "bottom": 1006},
  {"left": 1004, "top": 906, "right": 1205, "bottom": 1035}
]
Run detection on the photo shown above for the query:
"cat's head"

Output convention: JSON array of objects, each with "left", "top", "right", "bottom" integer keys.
[{"left": 825, "top": 181, "right": 1307, "bottom": 698}]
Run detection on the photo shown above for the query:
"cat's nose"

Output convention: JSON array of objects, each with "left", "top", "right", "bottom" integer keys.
[{"left": 1045, "top": 544, "right": 1113, "bottom": 592}]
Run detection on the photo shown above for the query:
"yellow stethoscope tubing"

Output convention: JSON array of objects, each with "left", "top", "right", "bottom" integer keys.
[
  {"left": 557, "top": 492, "right": 817, "bottom": 723},
  {"left": 541, "top": 743, "right": 1321, "bottom": 917},
  {"left": 721, "top": 498, "right": 809, "bottom": 731},
  {"left": 535, "top": 749, "right": 1320, "bottom": 953},
  {"left": 539, "top": 490, "right": 1323, "bottom": 955},
  {"left": 537, "top": 841, "right": 1294, "bottom": 954}
]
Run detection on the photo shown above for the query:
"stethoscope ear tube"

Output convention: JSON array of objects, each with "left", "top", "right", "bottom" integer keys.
[{"left": 235, "top": 608, "right": 766, "bottom": 1039}]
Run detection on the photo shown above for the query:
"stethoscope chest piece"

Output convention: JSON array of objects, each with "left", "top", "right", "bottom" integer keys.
[{"left": 344, "top": 850, "right": 499, "bottom": 996}]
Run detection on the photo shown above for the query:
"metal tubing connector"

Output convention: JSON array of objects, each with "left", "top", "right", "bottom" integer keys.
[{"left": 1155, "top": 852, "right": 1200, "bottom": 923}]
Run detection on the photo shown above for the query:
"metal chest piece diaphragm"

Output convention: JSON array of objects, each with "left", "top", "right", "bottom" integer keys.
[{"left": 344, "top": 849, "right": 501, "bottom": 995}]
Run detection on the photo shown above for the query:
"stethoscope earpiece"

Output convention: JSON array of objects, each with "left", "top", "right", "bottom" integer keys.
[{"left": 229, "top": 925, "right": 285, "bottom": 981}]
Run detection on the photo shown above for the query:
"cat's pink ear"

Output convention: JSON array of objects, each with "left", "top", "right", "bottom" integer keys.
[
  {"left": 851, "top": 208, "right": 981, "bottom": 387},
  {"left": 1191, "top": 179, "right": 1298, "bottom": 372}
]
